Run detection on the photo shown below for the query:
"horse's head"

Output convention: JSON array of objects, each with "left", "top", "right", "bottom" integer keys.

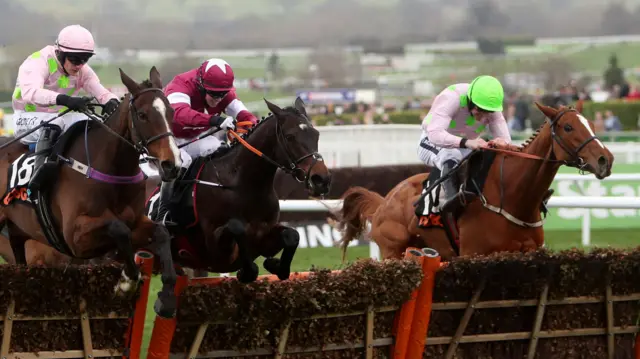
[
  {"left": 263, "top": 97, "right": 332, "bottom": 197},
  {"left": 535, "top": 101, "right": 614, "bottom": 179},
  {"left": 119, "top": 66, "right": 181, "bottom": 181}
]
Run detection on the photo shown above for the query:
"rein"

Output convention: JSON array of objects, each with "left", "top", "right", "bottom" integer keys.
[
  {"left": 57, "top": 87, "right": 174, "bottom": 185},
  {"left": 227, "top": 115, "right": 323, "bottom": 190}
]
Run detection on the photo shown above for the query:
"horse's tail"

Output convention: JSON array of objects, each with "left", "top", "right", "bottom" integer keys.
[{"left": 332, "top": 186, "right": 385, "bottom": 264}]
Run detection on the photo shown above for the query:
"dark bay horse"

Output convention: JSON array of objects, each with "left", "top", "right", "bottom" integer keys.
[
  {"left": 0, "top": 67, "right": 181, "bottom": 318},
  {"left": 334, "top": 102, "right": 614, "bottom": 260},
  {"left": 145, "top": 97, "right": 332, "bottom": 282}
]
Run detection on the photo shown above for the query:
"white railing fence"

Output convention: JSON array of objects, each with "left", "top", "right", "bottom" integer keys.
[{"left": 279, "top": 195, "right": 640, "bottom": 260}]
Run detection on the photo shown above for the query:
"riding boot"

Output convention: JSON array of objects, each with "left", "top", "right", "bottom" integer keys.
[
  {"left": 28, "top": 126, "right": 61, "bottom": 193},
  {"left": 155, "top": 179, "right": 177, "bottom": 227},
  {"left": 439, "top": 160, "right": 476, "bottom": 214}
]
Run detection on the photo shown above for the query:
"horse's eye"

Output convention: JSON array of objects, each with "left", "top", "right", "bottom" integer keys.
[
  {"left": 564, "top": 124, "right": 572, "bottom": 132},
  {"left": 286, "top": 134, "right": 295, "bottom": 140},
  {"left": 137, "top": 112, "right": 148, "bottom": 121}
]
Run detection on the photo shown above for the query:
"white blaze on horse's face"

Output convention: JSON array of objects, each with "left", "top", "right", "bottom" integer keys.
[
  {"left": 152, "top": 97, "right": 182, "bottom": 167},
  {"left": 577, "top": 114, "right": 604, "bottom": 149},
  {"left": 299, "top": 123, "right": 309, "bottom": 131}
]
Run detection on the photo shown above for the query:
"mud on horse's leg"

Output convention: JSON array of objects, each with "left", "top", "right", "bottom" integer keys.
[
  {"left": 224, "top": 218, "right": 258, "bottom": 283},
  {"left": 262, "top": 225, "right": 299, "bottom": 280},
  {"left": 107, "top": 220, "right": 141, "bottom": 296},
  {"left": 149, "top": 224, "right": 177, "bottom": 318}
]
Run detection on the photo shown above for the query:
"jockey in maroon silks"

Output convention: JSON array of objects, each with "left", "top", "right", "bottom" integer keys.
[{"left": 155, "top": 57, "right": 258, "bottom": 225}]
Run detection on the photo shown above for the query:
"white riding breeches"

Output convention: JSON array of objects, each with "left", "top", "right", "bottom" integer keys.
[
  {"left": 175, "top": 131, "right": 225, "bottom": 169},
  {"left": 14, "top": 110, "right": 90, "bottom": 144},
  {"left": 417, "top": 131, "right": 472, "bottom": 171}
]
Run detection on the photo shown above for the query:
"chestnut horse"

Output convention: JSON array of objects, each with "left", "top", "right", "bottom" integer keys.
[
  {"left": 0, "top": 67, "right": 181, "bottom": 318},
  {"left": 334, "top": 102, "right": 614, "bottom": 260}
]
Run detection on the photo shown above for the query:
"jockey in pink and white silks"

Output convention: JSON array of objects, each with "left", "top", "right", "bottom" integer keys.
[
  {"left": 12, "top": 24, "right": 119, "bottom": 191},
  {"left": 416, "top": 75, "right": 513, "bottom": 214}
]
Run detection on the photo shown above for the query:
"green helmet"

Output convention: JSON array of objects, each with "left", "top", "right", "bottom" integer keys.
[{"left": 467, "top": 75, "right": 504, "bottom": 112}]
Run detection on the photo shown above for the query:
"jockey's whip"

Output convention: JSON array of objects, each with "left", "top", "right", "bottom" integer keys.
[
  {"left": 177, "top": 127, "right": 223, "bottom": 149},
  {"left": 0, "top": 108, "right": 73, "bottom": 151}
]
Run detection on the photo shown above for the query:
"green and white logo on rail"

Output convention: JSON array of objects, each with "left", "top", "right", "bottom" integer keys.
[{"left": 544, "top": 164, "right": 640, "bottom": 230}]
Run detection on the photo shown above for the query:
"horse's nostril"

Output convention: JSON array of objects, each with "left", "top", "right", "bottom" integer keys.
[
  {"left": 161, "top": 160, "right": 175, "bottom": 174},
  {"left": 598, "top": 156, "right": 607, "bottom": 167}
]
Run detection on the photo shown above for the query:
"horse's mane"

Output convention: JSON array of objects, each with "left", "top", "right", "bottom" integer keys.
[
  {"left": 203, "top": 105, "right": 309, "bottom": 161},
  {"left": 517, "top": 122, "right": 546, "bottom": 152},
  {"left": 228, "top": 105, "right": 309, "bottom": 148},
  {"left": 517, "top": 104, "right": 579, "bottom": 152}
]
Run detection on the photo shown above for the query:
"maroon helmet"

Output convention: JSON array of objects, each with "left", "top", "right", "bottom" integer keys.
[{"left": 196, "top": 58, "right": 235, "bottom": 93}]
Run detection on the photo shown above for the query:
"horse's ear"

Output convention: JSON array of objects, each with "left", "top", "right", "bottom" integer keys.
[
  {"left": 294, "top": 96, "right": 307, "bottom": 117},
  {"left": 264, "top": 98, "right": 284, "bottom": 117},
  {"left": 575, "top": 99, "right": 584, "bottom": 113},
  {"left": 535, "top": 101, "right": 557, "bottom": 119},
  {"left": 119, "top": 68, "right": 140, "bottom": 95},
  {"left": 149, "top": 66, "right": 163, "bottom": 89}
]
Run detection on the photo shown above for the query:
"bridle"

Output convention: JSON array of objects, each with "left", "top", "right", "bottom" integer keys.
[
  {"left": 126, "top": 88, "right": 175, "bottom": 156},
  {"left": 546, "top": 107, "right": 599, "bottom": 173},
  {"left": 84, "top": 87, "right": 175, "bottom": 162},
  {"left": 227, "top": 112, "right": 326, "bottom": 192}
]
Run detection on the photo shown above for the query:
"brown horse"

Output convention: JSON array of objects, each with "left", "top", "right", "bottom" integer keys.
[
  {"left": 144, "top": 97, "right": 331, "bottom": 282},
  {"left": 334, "top": 102, "right": 614, "bottom": 260},
  {"left": 0, "top": 67, "right": 181, "bottom": 318}
]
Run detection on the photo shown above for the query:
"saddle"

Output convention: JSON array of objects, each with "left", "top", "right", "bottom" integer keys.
[
  {"left": 0, "top": 120, "right": 99, "bottom": 255},
  {"left": 413, "top": 150, "right": 554, "bottom": 255},
  {"left": 145, "top": 143, "right": 232, "bottom": 230}
]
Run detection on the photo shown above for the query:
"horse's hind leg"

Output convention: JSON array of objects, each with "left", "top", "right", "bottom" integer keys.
[
  {"left": 261, "top": 225, "right": 299, "bottom": 280},
  {"left": 106, "top": 220, "right": 141, "bottom": 295},
  {"left": 223, "top": 218, "right": 258, "bottom": 283}
]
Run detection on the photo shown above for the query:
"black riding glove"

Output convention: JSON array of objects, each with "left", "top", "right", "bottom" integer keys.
[
  {"left": 103, "top": 98, "right": 119, "bottom": 115},
  {"left": 56, "top": 94, "right": 91, "bottom": 111}
]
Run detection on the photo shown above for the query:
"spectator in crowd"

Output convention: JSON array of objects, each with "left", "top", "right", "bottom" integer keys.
[
  {"left": 604, "top": 110, "right": 622, "bottom": 132},
  {"left": 626, "top": 85, "right": 640, "bottom": 100}
]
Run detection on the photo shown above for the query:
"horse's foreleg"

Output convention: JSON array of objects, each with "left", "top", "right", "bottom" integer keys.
[
  {"left": 131, "top": 217, "right": 177, "bottom": 318},
  {"left": 106, "top": 220, "right": 141, "bottom": 296},
  {"left": 150, "top": 224, "right": 177, "bottom": 318},
  {"left": 261, "top": 225, "right": 299, "bottom": 280},
  {"left": 222, "top": 218, "right": 258, "bottom": 283}
]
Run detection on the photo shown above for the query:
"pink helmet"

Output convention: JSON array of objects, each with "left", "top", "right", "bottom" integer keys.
[
  {"left": 55, "top": 25, "right": 95, "bottom": 54},
  {"left": 197, "top": 58, "right": 235, "bottom": 92}
]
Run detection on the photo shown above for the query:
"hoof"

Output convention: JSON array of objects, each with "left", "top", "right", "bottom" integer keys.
[
  {"left": 237, "top": 262, "right": 259, "bottom": 283},
  {"left": 263, "top": 257, "right": 281, "bottom": 274},
  {"left": 264, "top": 258, "right": 290, "bottom": 280},
  {"left": 154, "top": 291, "right": 177, "bottom": 318}
]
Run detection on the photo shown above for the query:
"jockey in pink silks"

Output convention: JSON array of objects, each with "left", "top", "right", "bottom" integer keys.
[{"left": 11, "top": 24, "right": 119, "bottom": 192}]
